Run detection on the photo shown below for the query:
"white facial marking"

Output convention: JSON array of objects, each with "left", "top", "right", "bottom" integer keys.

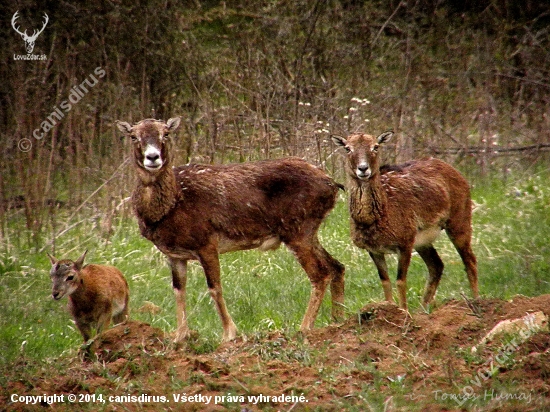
[
  {"left": 143, "top": 144, "right": 163, "bottom": 170},
  {"left": 356, "top": 161, "right": 370, "bottom": 179}
]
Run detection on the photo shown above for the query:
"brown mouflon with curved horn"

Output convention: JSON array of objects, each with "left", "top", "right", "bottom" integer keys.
[
  {"left": 333, "top": 131, "right": 478, "bottom": 310},
  {"left": 117, "top": 117, "right": 345, "bottom": 342}
]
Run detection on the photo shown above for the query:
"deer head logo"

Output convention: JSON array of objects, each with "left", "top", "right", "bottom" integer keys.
[{"left": 12, "top": 11, "right": 49, "bottom": 54}]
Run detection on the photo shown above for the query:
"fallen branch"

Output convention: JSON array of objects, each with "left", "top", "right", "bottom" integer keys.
[{"left": 429, "top": 143, "right": 550, "bottom": 155}]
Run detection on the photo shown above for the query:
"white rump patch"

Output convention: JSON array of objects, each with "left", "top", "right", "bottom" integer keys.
[
  {"left": 414, "top": 227, "right": 442, "bottom": 248},
  {"left": 112, "top": 298, "right": 127, "bottom": 317},
  {"left": 258, "top": 236, "right": 282, "bottom": 251},
  {"left": 217, "top": 235, "right": 281, "bottom": 254}
]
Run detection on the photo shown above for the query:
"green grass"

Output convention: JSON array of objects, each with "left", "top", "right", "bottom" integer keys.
[{"left": 1, "top": 167, "right": 549, "bottom": 371}]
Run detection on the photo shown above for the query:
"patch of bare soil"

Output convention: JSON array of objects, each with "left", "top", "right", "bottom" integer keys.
[{"left": 2, "top": 295, "right": 550, "bottom": 411}]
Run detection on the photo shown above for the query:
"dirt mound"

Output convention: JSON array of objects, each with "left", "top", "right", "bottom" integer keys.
[
  {"left": 2, "top": 295, "right": 550, "bottom": 411},
  {"left": 89, "top": 320, "right": 167, "bottom": 363}
]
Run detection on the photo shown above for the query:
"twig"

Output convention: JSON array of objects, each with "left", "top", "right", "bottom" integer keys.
[
  {"left": 40, "top": 158, "right": 130, "bottom": 252},
  {"left": 339, "top": 355, "right": 353, "bottom": 364},
  {"left": 461, "top": 292, "right": 482, "bottom": 318},
  {"left": 232, "top": 377, "right": 250, "bottom": 393},
  {"left": 66, "top": 157, "right": 130, "bottom": 222},
  {"left": 39, "top": 216, "right": 98, "bottom": 253},
  {"left": 371, "top": 1, "right": 404, "bottom": 47}
]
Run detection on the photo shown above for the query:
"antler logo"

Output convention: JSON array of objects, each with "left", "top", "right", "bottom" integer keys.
[{"left": 12, "top": 11, "right": 49, "bottom": 54}]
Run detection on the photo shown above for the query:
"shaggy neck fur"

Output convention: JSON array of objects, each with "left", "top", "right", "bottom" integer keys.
[
  {"left": 68, "top": 278, "right": 92, "bottom": 308},
  {"left": 348, "top": 174, "right": 387, "bottom": 226},
  {"left": 133, "top": 164, "right": 180, "bottom": 224}
]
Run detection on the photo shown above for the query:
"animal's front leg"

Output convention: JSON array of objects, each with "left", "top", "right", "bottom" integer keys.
[
  {"left": 396, "top": 248, "right": 413, "bottom": 310},
  {"left": 75, "top": 319, "right": 93, "bottom": 343},
  {"left": 170, "top": 258, "right": 189, "bottom": 343},
  {"left": 369, "top": 252, "right": 394, "bottom": 304},
  {"left": 95, "top": 309, "right": 112, "bottom": 336},
  {"left": 198, "top": 245, "right": 238, "bottom": 342}
]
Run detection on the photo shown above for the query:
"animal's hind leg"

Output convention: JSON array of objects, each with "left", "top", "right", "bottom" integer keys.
[
  {"left": 329, "top": 253, "right": 345, "bottom": 322},
  {"left": 417, "top": 246, "right": 444, "bottom": 307},
  {"left": 446, "top": 224, "right": 479, "bottom": 299},
  {"left": 96, "top": 310, "right": 112, "bottom": 336},
  {"left": 301, "top": 277, "right": 330, "bottom": 331},
  {"left": 286, "top": 237, "right": 335, "bottom": 331}
]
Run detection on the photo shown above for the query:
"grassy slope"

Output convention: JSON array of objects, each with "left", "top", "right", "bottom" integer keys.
[{"left": 0, "top": 167, "right": 549, "bottom": 374}]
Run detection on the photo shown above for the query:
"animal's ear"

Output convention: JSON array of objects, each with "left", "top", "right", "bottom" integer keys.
[
  {"left": 331, "top": 135, "right": 348, "bottom": 148},
  {"left": 377, "top": 131, "right": 394, "bottom": 145},
  {"left": 46, "top": 252, "right": 57, "bottom": 265},
  {"left": 166, "top": 117, "right": 181, "bottom": 132},
  {"left": 116, "top": 121, "right": 133, "bottom": 136},
  {"left": 74, "top": 250, "right": 88, "bottom": 270},
  {"left": 332, "top": 135, "right": 353, "bottom": 153}
]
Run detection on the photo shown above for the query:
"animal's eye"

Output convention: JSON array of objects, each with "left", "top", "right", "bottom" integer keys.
[
  {"left": 371, "top": 144, "right": 379, "bottom": 152},
  {"left": 66, "top": 275, "right": 74, "bottom": 281},
  {"left": 345, "top": 146, "right": 353, "bottom": 154},
  {"left": 163, "top": 133, "right": 170, "bottom": 140},
  {"left": 130, "top": 135, "right": 138, "bottom": 142}
]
